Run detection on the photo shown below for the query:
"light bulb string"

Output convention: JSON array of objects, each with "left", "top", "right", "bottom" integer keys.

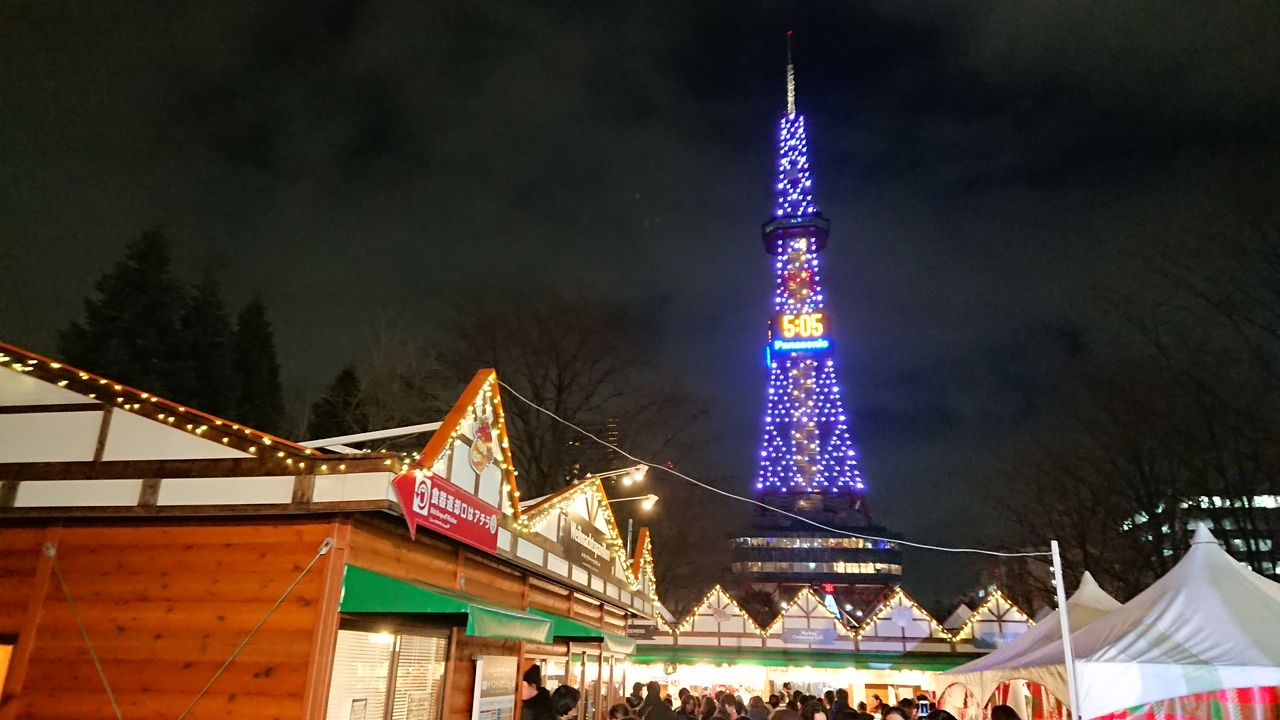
[{"left": 498, "top": 380, "right": 1051, "bottom": 558}]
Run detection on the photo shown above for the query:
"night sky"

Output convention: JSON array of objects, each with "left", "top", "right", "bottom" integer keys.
[{"left": 4, "top": 2, "right": 1279, "bottom": 603}]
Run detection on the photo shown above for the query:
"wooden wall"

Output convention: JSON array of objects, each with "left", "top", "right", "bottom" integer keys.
[
  {"left": 0, "top": 519, "right": 337, "bottom": 720},
  {"left": 442, "top": 634, "right": 521, "bottom": 720}
]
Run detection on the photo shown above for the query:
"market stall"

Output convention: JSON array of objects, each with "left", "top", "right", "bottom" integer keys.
[{"left": 0, "top": 341, "right": 655, "bottom": 720}]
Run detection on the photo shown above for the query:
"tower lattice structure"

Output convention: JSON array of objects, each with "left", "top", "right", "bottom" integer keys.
[{"left": 754, "top": 48, "right": 865, "bottom": 507}]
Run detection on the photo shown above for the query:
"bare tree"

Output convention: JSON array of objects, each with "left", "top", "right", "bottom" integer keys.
[{"left": 433, "top": 289, "right": 716, "bottom": 499}]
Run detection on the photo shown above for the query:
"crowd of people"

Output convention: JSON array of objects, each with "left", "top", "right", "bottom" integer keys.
[{"left": 519, "top": 670, "right": 1027, "bottom": 720}]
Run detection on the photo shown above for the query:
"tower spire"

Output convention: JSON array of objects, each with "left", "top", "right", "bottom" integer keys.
[{"left": 786, "top": 31, "right": 796, "bottom": 116}]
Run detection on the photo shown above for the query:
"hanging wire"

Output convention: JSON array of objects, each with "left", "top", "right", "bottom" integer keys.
[
  {"left": 45, "top": 542, "right": 123, "bottom": 720},
  {"left": 177, "top": 537, "right": 334, "bottom": 720},
  {"left": 498, "top": 380, "right": 1051, "bottom": 558}
]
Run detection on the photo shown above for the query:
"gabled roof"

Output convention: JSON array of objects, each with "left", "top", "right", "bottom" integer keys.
[
  {"left": 512, "top": 477, "right": 635, "bottom": 586},
  {"left": 948, "top": 587, "right": 1034, "bottom": 642},
  {"left": 0, "top": 341, "right": 319, "bottom": 460},
  {"left": 855, "top": 585, "right": 951, "bottom": 640},
  {"left": 765, "top": 585, "right": 854, "bottom": 637},
  {"left": 674, "top": 585, "right": 769, "bottom": 636}
]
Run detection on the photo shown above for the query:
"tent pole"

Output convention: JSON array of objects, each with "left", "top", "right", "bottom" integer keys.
[{"left": 1051, "top": 540, "right": 1081, "bottom": 720}]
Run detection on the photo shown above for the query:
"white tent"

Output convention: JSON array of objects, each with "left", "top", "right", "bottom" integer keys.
[
  {"left": 990, "top": 526, "right": 1280, "bottom": 719},
  {"left": 941, "top": 571, "right": 1122, "bottom": 711}
]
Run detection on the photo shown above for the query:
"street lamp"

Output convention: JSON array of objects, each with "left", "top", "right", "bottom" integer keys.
[
  {"left": 610, "top": 493, "right": 659, "bottom": 556},
  {"left": 585, "top": 465, "right": 649, "bottom": 486}
]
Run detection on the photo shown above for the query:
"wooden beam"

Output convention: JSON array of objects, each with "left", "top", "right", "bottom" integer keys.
[
  {"left": 302, "top": 519, "right": 352, "bottom": 720},
  {"left": 91, "top": 406, "right": 113, "bottom": 462},
  {"left": 0, "top": 456, "right": 396, "bottom": 481},
  {"left": 0, "top": 403, "right": 102, "bottom": 415},
  {"left": 0, "top": 524, "right": 60, "bottom": 720},
  {"left": 0, "top": 499, "right": 392, "bottom": 518}
]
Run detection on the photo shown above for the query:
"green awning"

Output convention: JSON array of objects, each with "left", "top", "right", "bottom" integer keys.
[
  {"left": 340, "top": 565, "right": 552, "bottom": 643},
  {"left": 629, "top": 645, "right": 971, "bottom": 672},
  {"left": 528, "top": 609, "right": 637, "bottom": 655}
]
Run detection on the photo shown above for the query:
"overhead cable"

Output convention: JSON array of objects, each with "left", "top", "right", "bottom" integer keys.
[{"left": 498, "top": 380, "right": 1051, "bottom": 558}]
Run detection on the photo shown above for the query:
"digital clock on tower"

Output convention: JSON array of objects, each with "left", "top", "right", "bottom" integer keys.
[
  {"left": 775, "top": 311, "right": 826, "bottom": 339},
  {"left": 770, "top": 311, "right": 831, "bottom": 352}
]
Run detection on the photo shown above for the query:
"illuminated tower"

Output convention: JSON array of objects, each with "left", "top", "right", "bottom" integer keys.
[{"left": 731, "top": 38, "right": 902, "bottom": 619}]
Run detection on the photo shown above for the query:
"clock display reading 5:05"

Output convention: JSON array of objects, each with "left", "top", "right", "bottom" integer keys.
[{"left": 778, "top": 312, "right": 825, "bottom": 338}]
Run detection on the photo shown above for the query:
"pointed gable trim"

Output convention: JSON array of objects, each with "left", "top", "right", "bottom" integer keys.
[
  {"left": 674, "top": 585, "right": 768, "bottom": 636},
  {"left": 854, "top": 585, "right": 948, "bottom": 640}
]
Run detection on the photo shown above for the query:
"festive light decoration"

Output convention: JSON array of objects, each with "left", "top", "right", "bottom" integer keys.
[
  {"left": 949, "top": 586, "right": 1034, "bottom": 641},
  {"left": 753, "top": 52, "right": 865, "bottom": 496},
  {"left": 762, "top": 585, "right": 854, "bottom": 637},
  {"left": 853, "top": 586, "right": 951, "bottom": 640}
]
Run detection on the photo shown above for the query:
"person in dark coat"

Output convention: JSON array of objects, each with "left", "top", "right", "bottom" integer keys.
[{"left": 521, "top": 664, "right": 552, "bottom": 720}]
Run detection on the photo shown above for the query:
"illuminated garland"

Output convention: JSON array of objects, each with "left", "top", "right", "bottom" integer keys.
[
  {"left": 512, "top": 477, "right": 643, "bottom": 591},
  {"left": 950, "top": 587, "right": 1034, "bottom": 641},
  {"left": 0, "top": 344, "right": 344, "bottom": 467},
  {"left": 853, "top": 586, "right": 950, "bottom": 640},
  {"left": 763, "top": 585, "right": 854, "bottom": 637},
  {"left": 673, "top": 585, "right": 771, "bottom": 636}
]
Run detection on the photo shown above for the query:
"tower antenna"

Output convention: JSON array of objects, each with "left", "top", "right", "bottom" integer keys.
[{"left": 786, "top": 31, "right": 796, "bottom": 115}]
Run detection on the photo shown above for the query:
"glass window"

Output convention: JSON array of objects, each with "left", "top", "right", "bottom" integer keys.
[
  {"left": 327, "top": 628, "right": 447, "bottom": 720},
  {"left": 390, "top": 633, "right": 448, "bottom": 720},
  {"left": 327, "top": 630, "right": 394, "bottom": 720}
]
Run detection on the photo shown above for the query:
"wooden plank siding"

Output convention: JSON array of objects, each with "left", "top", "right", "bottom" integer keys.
[
  {"left": 0, "top": 518, "right": 339, "bottom": 720},
  {"left": 442, "top": 635, "right": 521, "bottom": 720}
]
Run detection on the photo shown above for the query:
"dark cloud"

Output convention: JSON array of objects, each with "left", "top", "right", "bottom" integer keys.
[{"left": 3, "top": 0, "right": 1278, "bottom": 602}]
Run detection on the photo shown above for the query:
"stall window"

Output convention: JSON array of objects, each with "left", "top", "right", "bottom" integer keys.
[{"left": 327, "top": 628, "right": 447, "bottom": 720}]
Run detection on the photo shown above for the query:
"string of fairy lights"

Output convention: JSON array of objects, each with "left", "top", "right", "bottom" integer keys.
[{"left": 666, "top": 577, "right": 1030, "bottom": 642}]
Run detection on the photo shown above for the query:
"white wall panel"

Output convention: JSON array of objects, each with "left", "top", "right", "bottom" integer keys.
[
  {"left": 516, "top": 537, "right": 544, "bottom": 565},
  {"left": 14, "top": 479, "right": 142, "bottom": 507},
  {"left": 0, "top": 411, "right": 102, "bottom": 462},
  {"left": 0, "top": 369, "right": 89, "bottom": 406},
  {"left": 547, "top": 554, "right": 569, "bottom": 576},
  {"left": 477, "top": 463, "right": 501, "bottom": 507},
  {"left": 312, "top": 472, "right": 392, "bottom": 502},
  {"left": 102, "top": 410, "right": 249, "bottom": 461},
  {"left": 157, "top": 475, "right": 294, "bottom": 505}
]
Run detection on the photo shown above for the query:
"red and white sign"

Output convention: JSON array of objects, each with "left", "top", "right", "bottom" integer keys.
[{"left": 392, "top": 468, "right": 500, "bottom": 553}]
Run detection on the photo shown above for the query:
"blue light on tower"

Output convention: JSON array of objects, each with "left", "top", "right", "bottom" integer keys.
[{"left": 755, "top": 44, "right": 866, "bottom": 497}]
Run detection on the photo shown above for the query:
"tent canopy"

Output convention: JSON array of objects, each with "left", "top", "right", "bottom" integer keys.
[
  {"left": 955, "top": 526, "right": 1280, "bottom": 720},
  {"left": 942, "top": 571, "right": 1121, "bottom": 708}
]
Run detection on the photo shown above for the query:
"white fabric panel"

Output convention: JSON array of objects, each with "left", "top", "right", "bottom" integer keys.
[
  {"left": 0, "top": 369, "right": 90, "bottom": 405},
  {"left": 950, "top": 527, "right": 1280, "bottom": 719},
  {"left": 312, "top": 472, "right": 392, "bottom": 502},
  {"left": 102, "top": 410, "right": 249, "bottom": 460},
  {"left": 14, "top": 479, "right": 142, "bottom": 507},
  {"left": 0, "top": 411, "right": 101, "bottom": 462},
  {"left": 157, "top": 475, "right": 294, "bottom": 505}
]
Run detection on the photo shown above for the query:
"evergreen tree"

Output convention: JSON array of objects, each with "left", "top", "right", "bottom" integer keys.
[
  {"left": 176, "top": 277, "right": 236, "bottom": 417},
  {"left": 305, "top": 364, "right": 369, "bottom": 440},
  {"left": 231, "top": 297, "right": 286, "bottom": 435},
  {"left": 58, "top": 228, "right": 189, "bottom": 398}
]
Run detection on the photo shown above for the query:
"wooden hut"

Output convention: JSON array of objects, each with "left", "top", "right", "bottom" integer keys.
[{"left": 0, "top": 342, "right": 653, "bottom": 720}]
